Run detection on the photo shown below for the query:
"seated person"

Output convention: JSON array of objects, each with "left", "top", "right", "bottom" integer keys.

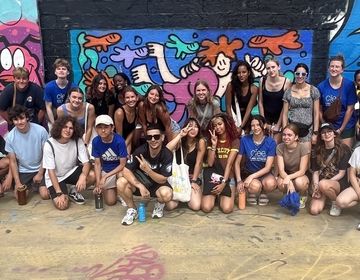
[
  {"left": 118, "top": 124, "right": 173, "bottom": 225},
  {"left": 0, "top": 135, "right": 12, "bottom": 196},
  {"left": 42, "top": 116, "right": 95, "bottom": 210},
  {"left": 92, "top": 115, "right": 127, "bottom": 206},
  {"left": 5, "top": 105, "right": 49, "bottom": 202}
]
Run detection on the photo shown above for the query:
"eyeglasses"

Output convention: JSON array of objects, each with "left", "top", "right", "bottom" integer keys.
[
  {"left": 295, "top": 72, "right": 307, "bottom": 77},
  {"left": 145, "top": 134, "right": 161, "bottom": 141},
  {"left": 321, "top": 130, "right": 333, "bottom": 135}
]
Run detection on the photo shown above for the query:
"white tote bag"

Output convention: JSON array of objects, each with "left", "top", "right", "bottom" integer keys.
[{"left": 168, "top": 147, "right": 192, "bottom": 202}]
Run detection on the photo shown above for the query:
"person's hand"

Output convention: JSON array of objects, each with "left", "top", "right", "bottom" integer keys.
[
  {"left": 76, "top": 173, "right": 87, "bottom": 192},
  {"left": 237, "top": 181, "right": 245, "bottom": 193},
  {"left": 209, "top": 129, "right": 218, "bottom": 148},
  {"left": 244, "top": 176, "right": 254, "bottom": 188},
  {"left": 180, "top": 124, "right": 191, "bottom": 138},
  {"left": 93, "top": 185, "right": 102, "bottom": 195},
  {"left": 191, "top": 182, "right": 201, "bottom": 193},
  {"left": 312, "top": 184, "right": 321, "bottom": 199},
  {"left": 286, "top": 183, "right": 295, "bottom": 194},
  {"left": 138, "top": 184, "right": 150, "bottom": 199},
  {"left": 211, "top": 182, "right": 225, "bottom": 195},
  {"left": 2, "top": 175, "right": 12, "bottom": 191},
  {"left": 283, "top": 176, "right": 290, "bottom": 187},
  {"left": 55, "top": 194, "right": 68, "bottom": 208},
  {"left": 136, "top": 154, "right": 151, "bottom": 173},
  {"left": 33, "top": 172, "right": 43, "bottom": 184}
]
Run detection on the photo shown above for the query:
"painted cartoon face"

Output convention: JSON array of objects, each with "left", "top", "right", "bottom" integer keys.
[
  {"left": 294, "top": 67, "right": 308, "bottom": 84},
  {"left": 69, "top": 91, "right": 84, "bottom": 109},
  {"left": 212, "top": 117, "right": 226, "bottom": 136},
  {"left": 195, "top": 83, "right": 209, "bottom": 103},
  {"left": 187, "top": 120, "right": 199, "bottom": 138},
  {"left": 12, "top": 114, "right": 29, "bottom": 133},
  {"left": 328, "top": 60, "right": 343, "bottom": 77},
  {"left": 251, "top": 119, "right": 264, "bottom": 136},
  {"left": 213, "top": 53, "right": 231, "bottom": 77},
  {"left": 282, "top": 128, "right": 298, "bottom": 145},
  {"left": 14, "top": 75, "right": 29, "bottom": 91},
  {"left": 61, "top": 121, "right": 74, "bottom": 141},
  {"left": 237, "top": 65, "right": 250, "bottom": 83},
  {"left": 147, "top": 89, "right": 160, "bottom": 104},
  {"left": 113, "top": 75, "right": 127, "bottom": 91},
  {"left": 55, "top": 66, "right": 69, "bottom": 79},
  {"left": 97, "top": 79, "right": 107, "bottom": 93},
  {"left": 266, "top": 61, "right": 280, "bottom": 78},
  {"left": 124, "top": 91, "right": 138, "bottom": 108}
]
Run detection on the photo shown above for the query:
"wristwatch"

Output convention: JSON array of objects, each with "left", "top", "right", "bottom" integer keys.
[
  {"left": 191, "top": 178, "right": 202, "bottom": 185},
  {"left": 56, "top": 192, "right": 63, "bottom": 197}
]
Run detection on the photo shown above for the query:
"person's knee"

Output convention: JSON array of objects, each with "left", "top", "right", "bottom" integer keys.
[
  {"left": 309, "top": 206, "right": 321, "bottom": 215},
  {"left": 221, "top": 205, "right": 233, "bottom": 214},
  {"left": 201, "top": 203, "right": 214, "bottom": 213},
  {"left": 248, "top": 182, "right": 261, "bottom": 194},
  {"left": 188, "top": 201, "right": 201, "bottom": 211},
  {"left": 116, "top": 178, "right": 128, "bottom": 193},
  {"left": 158, "top": 188, "right": 172, "bottom": 202},
  {"left": 39, "top": 187, "right": 50, "bottom": 200}
]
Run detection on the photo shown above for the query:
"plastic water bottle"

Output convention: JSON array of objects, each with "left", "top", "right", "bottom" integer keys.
[
  {"left": 95, "top": 193, "right": 104, "bottom": 211},
  {"left": 238, "top": 190, "right": 246, "bottom": 210},
  {"left": 138, "top": 202, "right": 146, "bottom": 223}
]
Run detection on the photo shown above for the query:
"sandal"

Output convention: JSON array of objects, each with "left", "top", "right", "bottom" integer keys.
[
  {"left": 247, "top": 193, "right": 257, "bottom": 205},
  {"left": 258, "top": 194, "right": 269, "bottom": 206}
]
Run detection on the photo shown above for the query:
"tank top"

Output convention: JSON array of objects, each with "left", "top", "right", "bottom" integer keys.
[
  {"left": 176, "top": 145, "right": 197, "bottom": 175},
  {"left": 119, "top": 106, "right": 136, "bottom": 140},
  {"left": 61, "top": 104, "right": 86, "bottom": 129},
  {"left": 232, "top": 85, "right": 252, "bottom": 119},
  {"left": 262, "top": 77, "right": 287, "bottom": 124}
]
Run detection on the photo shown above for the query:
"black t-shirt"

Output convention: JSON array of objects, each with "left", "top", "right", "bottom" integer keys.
[
  {"left": 88, "top": 94, "right": 115, "bottom": 116},
  {"left": 0, "top": 82, "right": 44, "bottom": 124},
  {"left": 0, "top": 135, "right": 6, "bottom": 157},
  {"left": 126, "top": 143, "right": 173, "bottom": 182}
]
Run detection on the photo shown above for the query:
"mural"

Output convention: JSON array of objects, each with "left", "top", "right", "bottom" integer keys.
[
  {"left": 71, "top": 29, "right": 312, "bottom": 125},
  {"left": 0, "top": 0, "right": 44, "bottom": 90}
]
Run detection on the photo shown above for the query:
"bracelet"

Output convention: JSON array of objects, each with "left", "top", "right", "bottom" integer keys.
[
  {"left": 191, "top": 178, "right": 202, "bottom": 185},
  {"left": 56, "top": 192, "right": 63, "bottom": 197},
  {"left": 208, "top": 147, "right": 216, "bottom": 151}
]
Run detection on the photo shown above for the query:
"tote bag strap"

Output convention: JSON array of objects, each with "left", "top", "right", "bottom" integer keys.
[
  {"left": 84, "top": 102, "right": 89, "bottom": 132},
  {"left": 12, "top": 83, "right": 17, "bottom": 107}
]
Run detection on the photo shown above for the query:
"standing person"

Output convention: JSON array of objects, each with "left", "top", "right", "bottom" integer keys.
[
  {"left": 166, "top": 118, "right": 206, "bottom": 211},
  {"left": 225, "top": 61, "right": 258, "bottom": 135},
  {"left": 44, "top": 58, "right": 76, "bottom": 126},
  {"left": 310, "top": 123, "right": 351, "bottom": 216},
  {"left": 258, "top": 57, "right": 292, "bottom": 143},
  {"left": 318, "top": 55, "right": 357, "bottom": 148},
  {"left": 187, "top": 80, "right": 221, "bottom": 135},
  {"left": 276, "top": 124, "right": 310, "bottom": 209},
  {"left": 92, "top": 115, "right": 127, "bottom": 206},
  {"left": 117, "top": 124, "right": 173, "bottom": 225},
  {"left": 42, "top": 116, "right": 95, "bottom": 210},
  {"left": 5, "top": 105, "right": 49, "bottom": 202},
  {"left": 57, "top": 88, "right": 96, "bottom": 147},
  {"left": 282, "top": 63, "right": 320, "bottom": 148},
  {"left": 0, "top": 67, "right": 45, "bottom": 129},
  {"left": 114, "top": 86, "right": 138, "bottom": 154},
  {"left": 112, "top": 73, "right": 131, "bottom": 109},
  {"left": 201, "top": 113, "right": 239, "bottom": 214},
  {"left": 86, "top": 73, "right": 115, "bottom": 118},
  {"left": 138, "top": 85, "right": 176, "bottom": 142},
  {"left": 234, "top": 115, "right": 277, "bottom": 206}
]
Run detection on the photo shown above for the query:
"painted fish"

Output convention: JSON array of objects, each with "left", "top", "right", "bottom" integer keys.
[
  {"left": 83, "top": 33, "right": 121, "bottom": 52},
  {"left": 248, "top": 31, "right": 303, "bottom": 55}
]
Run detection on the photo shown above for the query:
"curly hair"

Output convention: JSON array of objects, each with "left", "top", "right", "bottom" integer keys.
[
  {"left": 8, "top": 105, "right": 30, "bottom": 122},
  {"left": 51, "top": 115, "right": 83, "bottom": 140},
  {"left": 207, "top": 113, "right": 239, "bottom": 143}
]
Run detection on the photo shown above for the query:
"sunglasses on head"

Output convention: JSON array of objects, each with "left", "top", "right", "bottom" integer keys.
[
  {"left": 295, "top": 72, "right": 307, "bottom": 77},
  {"left": 145, "top": 134, "right": 161, "bottom": 141}
]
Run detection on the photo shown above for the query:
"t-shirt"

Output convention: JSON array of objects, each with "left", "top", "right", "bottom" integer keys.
[
  {"left": 42, "top": 138, "right": 89, "bottom": 187},
  {"left": 44, "top": 80, "right": 76, "bottom": 108},
  {"left": 318, "top": 77, "right": 357, "bottom": 129},
  {"left": 239, "top": 135, "right": 276, "bottom": 173},
  {"left": 126, "top": 144, "right": 173, "bottom": 183},
  {"left": 91, "top": 133, "right": 128, "bottom": 173},
  {"left": 5, "top": 123, "right": 48, "bottom": 173},
  {"left": 210, "top": 138, "right": 239, "bottom": 178},
  {"left": 0, "top": 82, "right": 45, "bottom": 125},
  {"left": 348, "top": 146, "right": 360, "bottom": 176},
  {"left": 276, "top": 142, "right": 310, "bottom": 174}
]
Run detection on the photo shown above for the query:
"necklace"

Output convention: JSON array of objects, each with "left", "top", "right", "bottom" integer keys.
[{"left": 253, "top": 136, "right": 265, "bottom": 145}]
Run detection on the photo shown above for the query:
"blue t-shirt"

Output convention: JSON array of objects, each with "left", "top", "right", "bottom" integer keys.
[
  {"left": 44, "top": 80, "right": 76, "bottom": 108},
  {"left": 318, "top": 77, "right": 357, "bottom": 129},
  {"left": 239, "top": 135, "right": 276, "bottom": 173},
  {"left": 91, "top": 133, "right": 128, "bottom": 173}
]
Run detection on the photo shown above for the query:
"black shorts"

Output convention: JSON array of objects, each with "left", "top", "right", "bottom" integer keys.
[
  {"left": 202, "top": 167, "right": 232, "bottom": 197},
  {"left": 19, "top": 172, "right": 46, "bottom": 192},
  {"left": 133, "top": 169, "right": 172, "bottom": 198},
  {"left": 48, "top": 166, "right": 82, "bottom": 199}
]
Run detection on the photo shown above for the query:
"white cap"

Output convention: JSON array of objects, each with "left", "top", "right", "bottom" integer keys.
[{"left": 95, "top": 115, "right": 114, "bottom": 126}]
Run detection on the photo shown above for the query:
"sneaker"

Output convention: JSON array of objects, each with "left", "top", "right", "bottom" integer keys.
[
  {"left": 299, "top": 195, "right": 308, "bottom": 209},
  {"left": 68, "top": 190, "right": 85, "bottom": 205},
  {"left": 152, "top": 202, "right": 165, "bottom": 219},
  {"left": 117, "top": 195, "right": 127, "bottom": 207},
  {"left": 357, "top": 223, "right": 360, "bottom": 231},
  {"left": 122, "top": 208, "right": 138, "bottom": 225},
  {"left": 258, "top": 194, "right": 269, "bottom": 206},
  {"left": 329, "top": 201, "right": 342, "bottom": 217}
]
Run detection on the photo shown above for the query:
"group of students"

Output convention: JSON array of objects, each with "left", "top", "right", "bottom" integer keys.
[{"left": 1, "top": 54, "right": 360, "bottom": 229}]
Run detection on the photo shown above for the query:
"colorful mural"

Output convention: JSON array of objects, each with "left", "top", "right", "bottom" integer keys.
[{"left": 70, "top": 29, "right": 313, "bottom": 124}]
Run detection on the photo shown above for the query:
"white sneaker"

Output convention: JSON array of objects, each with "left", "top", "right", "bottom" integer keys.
[
  {"left": 330, "top": 201, "right": 342, "bottom": 217},
  {"left": 299, "top": 195, "right": 308, "bottom": 209},
  {"left": 152, "top": 202, "right": 165, "bottom": 219},
  {"left": 117, "top": 195, "right": 127, "bottom": 207},
  {"left": 122, "top": 208, "right": 138, "bottom": 225}
]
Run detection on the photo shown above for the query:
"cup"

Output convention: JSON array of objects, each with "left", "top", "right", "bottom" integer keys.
[{"left": 17, "top": 185, "right": 27, "bottom": 205}]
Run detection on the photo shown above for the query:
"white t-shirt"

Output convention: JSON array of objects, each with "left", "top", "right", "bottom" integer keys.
[
  {"left": 349, "top": 146, "right": 360, "bottom": 176},
  {"left": 42, "top": 137, "right": 89, "bottom": 187}
]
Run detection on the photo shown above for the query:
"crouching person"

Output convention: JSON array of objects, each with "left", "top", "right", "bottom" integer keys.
[
  {"left": 118, "top": 124, "right": 173, "bottom": 225},
  {"left": 43, "top": 116, "right": 95, "bottom": 210}
]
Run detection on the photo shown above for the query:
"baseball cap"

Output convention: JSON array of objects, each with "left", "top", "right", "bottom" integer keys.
[
  {"left": 320, "top": 122, "right": 335, "bottom": 132},
  {"left": 95, "top": 115, "right": 114, "bottom": 126}
]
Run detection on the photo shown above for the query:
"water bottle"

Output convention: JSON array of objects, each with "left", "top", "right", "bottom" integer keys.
[
  {"left": 95, "top": 193, "right": 104, "bottom": 211},
  {"left": 238, "top": 190, "right": 246, "bottom": 210},
  {"left": 17, "top": 185, "right": 27, "bottom": 205},
  {"left": 138, "top": 202, "right": 146, "bottom": 223}
]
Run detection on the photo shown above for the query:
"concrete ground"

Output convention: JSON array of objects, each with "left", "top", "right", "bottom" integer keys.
[{"left": 1, "top": 190, "right": 360, "bottom": 280}]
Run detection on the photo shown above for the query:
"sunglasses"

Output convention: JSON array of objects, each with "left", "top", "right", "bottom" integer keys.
[
  {"left": 295, "top": 72, "right": 307, "bottom": 77},
  {"left": 145, "top": 134, "right": 161, "bottom": 141}
]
